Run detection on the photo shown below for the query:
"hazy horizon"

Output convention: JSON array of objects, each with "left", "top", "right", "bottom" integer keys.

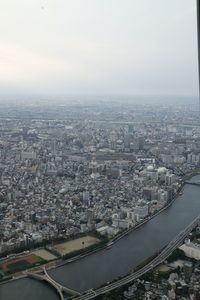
[
  {"left": 0, "top": 0, "right": 199, "bottom": 100},
  {"left": 0, "top": 95, "right": 198, "bottom": 107}
]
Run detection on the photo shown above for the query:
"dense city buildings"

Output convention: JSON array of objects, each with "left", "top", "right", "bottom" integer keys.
[
  {"left": 0, "top": 0, "right": 199, "bottom": 298},
  {"left": 0, "top": 100, "right": 199, "bottom": 257}
]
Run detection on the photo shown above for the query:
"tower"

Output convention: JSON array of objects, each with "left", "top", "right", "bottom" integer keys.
[
  {"left": 90, "top": 152, "right": 99, "bottom": 179},
  {"left": 91, "top": 153, "right": 97, "bottom": 177}
]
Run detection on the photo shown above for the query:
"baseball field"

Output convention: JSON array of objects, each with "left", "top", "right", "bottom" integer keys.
[
  {"left": 50, "top": 236, "right": 100, "bottom": 256},
  {"left": 0, "top": 254, "right": 44, "bottom": 274}
]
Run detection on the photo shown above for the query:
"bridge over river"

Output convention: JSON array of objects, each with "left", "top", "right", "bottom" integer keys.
[
  {"left": 27, "top": 267, "right": 80, "bottom": 300},
  {"left": 1, "top": 175, "right": 200, "bottom": 300},
  {"left": 26, "top": 215, "right": 200, "bottom": 300}
]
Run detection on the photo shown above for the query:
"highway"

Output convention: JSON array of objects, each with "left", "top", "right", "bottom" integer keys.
[
  {"left": 185, "top": 181, "right": 200, "bottom": 186},
  {"left": 72, "top": 215, "right": 200, "bottom": 300}
]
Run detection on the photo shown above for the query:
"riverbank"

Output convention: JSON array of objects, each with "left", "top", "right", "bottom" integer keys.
[
  {"left": 1, "top": 177, "right": 200, "bottom": 300},
  {"left": 1, "top": 171, "right": 199, "bottom": 286},
  {"left": 0, "top": 185, "right": 184, "bottom": 282},
  {"left": 45, "top": 178, "right": 188, "bottom": 272},
  {"left": 103, "top": 179, "right": 185, "bottom": 246}
]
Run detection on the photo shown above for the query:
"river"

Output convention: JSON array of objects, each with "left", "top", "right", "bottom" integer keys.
[{"left": 0, "top": 176, "right": 200, "bottom": 300}]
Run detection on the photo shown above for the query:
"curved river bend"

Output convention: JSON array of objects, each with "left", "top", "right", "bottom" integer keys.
[{"left": 1, "top": 176, "right": 200, "bottom": 300}]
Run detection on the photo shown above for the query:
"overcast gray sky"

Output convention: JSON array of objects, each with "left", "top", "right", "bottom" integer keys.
[{"left": 0, "top": 0, "right": 199, "bottom": 98}]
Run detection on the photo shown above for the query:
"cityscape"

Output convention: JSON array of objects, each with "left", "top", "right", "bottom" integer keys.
[
  {"left": 0, "top": 0, "right": 200, "bottom": 299},
  {"left": 0, "top": 99, "right": 200, "bottom": 300},
  {"left": 0, "top": 100, "right": 199, "bottom": 255}
]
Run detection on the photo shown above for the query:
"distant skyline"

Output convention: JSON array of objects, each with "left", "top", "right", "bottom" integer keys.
[{"left": 0, "top": 0, "right": 199, "bottom": 99}]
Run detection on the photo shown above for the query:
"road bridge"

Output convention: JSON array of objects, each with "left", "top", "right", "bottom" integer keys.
[
  {"left": 72, "top": 215, "right": 200, "bottom": 300},
  {"left": 185, "top": 181, "right": 200, "bottom": 186},
  {"left": 27, "top": 266, "right": 81, "bottom": 300}
]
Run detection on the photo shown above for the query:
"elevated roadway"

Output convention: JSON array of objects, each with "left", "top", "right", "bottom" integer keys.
[
  {"left": 72, "top": 215, "right": 200, "bottom": 300},
  {"left": 185, "top": 181, "right": 200, "bottom": 186}
]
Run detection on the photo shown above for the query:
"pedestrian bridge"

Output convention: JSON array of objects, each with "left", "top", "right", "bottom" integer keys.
[{"left": 27, "top": 266, "right": 81, "bottom": 300}]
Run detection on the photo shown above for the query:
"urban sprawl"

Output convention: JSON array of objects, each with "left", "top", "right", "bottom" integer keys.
[{"left": 0, "top": 100, "right": 199, "bottom": 256}]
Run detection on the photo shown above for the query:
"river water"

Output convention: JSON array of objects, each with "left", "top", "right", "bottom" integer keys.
[{"left": 0, "top": 176, "right": 200, "bottom": 300}]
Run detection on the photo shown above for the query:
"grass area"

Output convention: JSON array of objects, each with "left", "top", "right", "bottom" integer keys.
[
  {"left": 32, "top": 249, "right": 57, "bottom": 261},
  {"left": 0, "top": 254, "right": 46, "bottom": 275},
  {"left": 7, "top": 260, "right": 32, "bottom": 272},
  {"left": 50, "top": 236, "right": 100, "bottom": 256},
  {"left": 0, "top": 232, "right": 105, "bottom": 279}
]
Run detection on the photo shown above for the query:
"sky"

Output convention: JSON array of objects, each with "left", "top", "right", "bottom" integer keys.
[{"left": 0, "top": 0, "right": 199, "bottom": 99}]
